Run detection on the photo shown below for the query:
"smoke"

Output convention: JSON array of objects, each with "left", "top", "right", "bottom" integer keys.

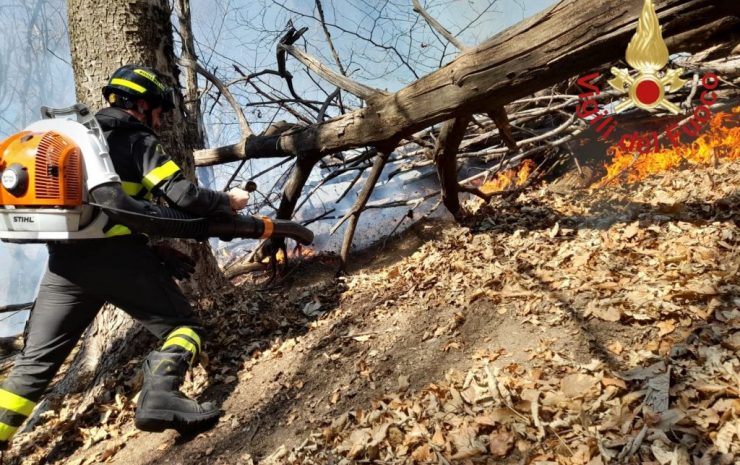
[
  {"left": 0, "top": 243, "right": 46, "bottom": 337},
  {"left": 0, "top": 0, "right": 71, "bottom": 336},
  {"left": 0, "top": 0, "right": 75, "bottom": 135}
]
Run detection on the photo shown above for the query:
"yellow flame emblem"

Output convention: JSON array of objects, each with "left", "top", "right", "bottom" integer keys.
[{"left": 608, "top": 0, "right": 686, "bottom": 114}]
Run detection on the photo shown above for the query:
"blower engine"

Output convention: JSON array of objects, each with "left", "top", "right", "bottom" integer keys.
[{"left": 0, "top": 104, "right": 313, "bottom": 245}]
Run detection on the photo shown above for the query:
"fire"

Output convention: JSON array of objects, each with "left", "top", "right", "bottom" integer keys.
[
  {"left": 480, "top": 159, "right": 536, "bottom": 193},
  {"left": 292, "top": 245, "right": 317, "bottom": 259},
  {"left": 261, "top": 245, "right": 317, "bottom": 265},
  {"left": 594, "top": 109, "right": 739, "bottom": 187}
]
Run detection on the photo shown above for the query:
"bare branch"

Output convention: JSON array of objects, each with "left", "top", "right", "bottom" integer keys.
[
  {"left": 488, "top": 106, "right": 518, "bottom": 151},
  {"left": 314, "top": 0, "right": 347, "bottom": 75},
  {"left": 434, "top": 115, "right": 471, "bottom": 219},
  {"left": 338, "top": 146, "right": 394, "bottom": 270},
  {"left": 412, "top": 0, "right": 469, "bottom": 52},
  {"left": 280, "top": 44, "right": 387, "bottom": 101},
  {"left": 180, "top": 58, "right": 253, "bottom": 138}
]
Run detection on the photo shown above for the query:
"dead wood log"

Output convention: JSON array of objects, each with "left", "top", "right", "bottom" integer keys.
[
  {"left": 194, "top": 0, "right": 738, "bottom": 167},
  {"left": 434, "top": 116, "right": 472, "bottom": 219}
]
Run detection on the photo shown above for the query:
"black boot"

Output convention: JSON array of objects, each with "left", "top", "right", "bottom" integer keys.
[{"left": 134, "top": 348, "right": 220, "bottom": 433}]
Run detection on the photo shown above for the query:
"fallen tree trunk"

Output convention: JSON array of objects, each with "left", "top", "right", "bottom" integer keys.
[{"left": 195, "top": 0, "right": 738, "bottom": 166}]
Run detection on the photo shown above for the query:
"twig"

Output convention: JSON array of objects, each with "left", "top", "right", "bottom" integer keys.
[
  {"left": 488, "top": 106, "right": 518, "bottom": 151},
  {"left": 250, "top": 157, "right": 294, "bottom": 181},
  {"left": 0, "top": 302, "right": 33, "bottom": 313},
  {"left": 302, "top": 209, "right": 336, "bottom": 226},
  {"left": 617, "top": 424, "right": 648, "bottom": 461},
  {"left": 684, "top": 72, "right": 700, "bottom": 108},
  {"left": 180, "top": 58, "right": 252, "bottom": 138},
  {"left": 318, "top": 87, "right": 340, "bottom": 122},
  {"left": 314, "top": 0, "right": 347, "bottom": 75},
  {"left": 363, "top": 192, "right": 438, "bottom": 210}
]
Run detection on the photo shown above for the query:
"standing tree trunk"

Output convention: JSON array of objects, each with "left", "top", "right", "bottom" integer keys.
[{"left": 58, "top": 0, "right": 225, "bottom": 398}]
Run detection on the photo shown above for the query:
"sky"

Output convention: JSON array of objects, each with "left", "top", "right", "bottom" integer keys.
[{"left": 0, "top": 0, "right": 557, "bottom": 334}]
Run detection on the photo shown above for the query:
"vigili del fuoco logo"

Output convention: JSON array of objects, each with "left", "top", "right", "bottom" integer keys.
[{"left": 574, "top": 0, "right": 720, "bottom": 153}]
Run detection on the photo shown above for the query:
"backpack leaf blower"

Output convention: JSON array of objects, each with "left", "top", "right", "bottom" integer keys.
[{"left": 0, "top": 104, "right": 313, "bottom": 245}]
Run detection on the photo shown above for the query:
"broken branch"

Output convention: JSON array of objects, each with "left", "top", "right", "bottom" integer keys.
[
  {"left": 412, "top": 0, "right": 469, "bottom": 52},
  {"left": 279, "top": 44, "right": 386, "bottom": 101}
]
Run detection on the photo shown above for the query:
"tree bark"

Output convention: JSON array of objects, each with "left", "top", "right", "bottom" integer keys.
[{"left": 194, "top": 0, "right": 738, "bottom": 166}]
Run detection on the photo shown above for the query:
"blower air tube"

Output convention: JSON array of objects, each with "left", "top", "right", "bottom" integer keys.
[{"left": 89, "top": 183, "right": 313, "bottom": 245}]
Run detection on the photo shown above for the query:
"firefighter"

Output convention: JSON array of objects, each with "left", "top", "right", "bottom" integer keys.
[{"left": 0, "top": 64, "right": 250, "bottom": 449}]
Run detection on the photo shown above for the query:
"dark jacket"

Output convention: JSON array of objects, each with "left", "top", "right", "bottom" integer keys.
[{"left": 96, "top": 107, "right": 231, "bottom": 218}]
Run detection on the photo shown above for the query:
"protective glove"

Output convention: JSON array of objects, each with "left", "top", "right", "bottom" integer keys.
[{"left": 152, "top": 245, "right": 196, "bottom": 280}]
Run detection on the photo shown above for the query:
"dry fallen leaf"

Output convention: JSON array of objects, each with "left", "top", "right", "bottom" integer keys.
[
  {"left": 398, "top": 375, "right": 410, "bottom": 391},
  {"left": 607, "top": 340, "right": 624, "bottom": 354},
  {"left": 588, "top": 303, "right": 621, "bottom": 322},
  {"left": 601, "top": 377, "right": 627, "bottom": 389},
  {"left": 561, "top": 373, "right": 597, "bottom": 398},
  {"left": 411, "top": 443, "right": 434, "bottom": 462},
  {"left": 622, "top": 222, "right": 639, "bottom": 240},
  {"left": 450, "top": 426, "right": 486, "bottom": 460},
  {"left": 714, "top": 418, "right": 740, "bottom": 454},
  {"left": 431, "top": 429, "right": 446, "bottom": 447},
  {"left": 656, "top": 320, "right": 676, "bottom": 337},
  {"left": 489, "top": 430, "right": 515, "bottom": 458}
]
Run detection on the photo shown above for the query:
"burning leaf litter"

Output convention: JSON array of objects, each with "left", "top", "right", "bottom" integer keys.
[{"left": 595, "top": 109, "right": 739, "bottom": 186}]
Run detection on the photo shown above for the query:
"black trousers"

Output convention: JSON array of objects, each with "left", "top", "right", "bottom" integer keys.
[{"left": 0, "top": 236, "right": 203, "bottom": 440}]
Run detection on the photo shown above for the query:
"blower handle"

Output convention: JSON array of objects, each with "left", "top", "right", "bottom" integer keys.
[{"left": 40, "top": 104, "right": 91, "bottom": 121}]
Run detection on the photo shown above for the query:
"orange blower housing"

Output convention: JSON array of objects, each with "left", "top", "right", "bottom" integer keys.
[{"left": 0, "top": 130, "right": 84, "bottom": 207}]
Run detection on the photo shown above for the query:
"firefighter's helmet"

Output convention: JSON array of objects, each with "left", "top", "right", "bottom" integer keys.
[{"left": 102, "top": 65, "right": 175, "bottom": 113}]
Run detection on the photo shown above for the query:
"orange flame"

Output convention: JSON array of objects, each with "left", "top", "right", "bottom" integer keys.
[
  {"left": 480, "top": 159, "right": 536, "bottom": 194},
  {"left": 594, "top": 109, "right": 739, "bottom": 187},
  {"left": 261, "top": 245, "right": 317, "bottom": 265}
]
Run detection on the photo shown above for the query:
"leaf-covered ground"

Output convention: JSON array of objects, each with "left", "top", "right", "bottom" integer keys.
[{"left": 5, "top": 159, "right": 739, "bottom": 465}]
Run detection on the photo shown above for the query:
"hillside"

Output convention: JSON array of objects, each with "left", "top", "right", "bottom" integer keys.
[{"left": 7, "top": 158, "right": 739, "bottom": 465}]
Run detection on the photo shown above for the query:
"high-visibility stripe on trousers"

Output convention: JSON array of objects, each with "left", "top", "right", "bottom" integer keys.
[
  {"left": 0, "top": 389, "right": 36, "bottom": 441},
  {"left": 161, "top": 327, "right": 202, "bottom": 365}
]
